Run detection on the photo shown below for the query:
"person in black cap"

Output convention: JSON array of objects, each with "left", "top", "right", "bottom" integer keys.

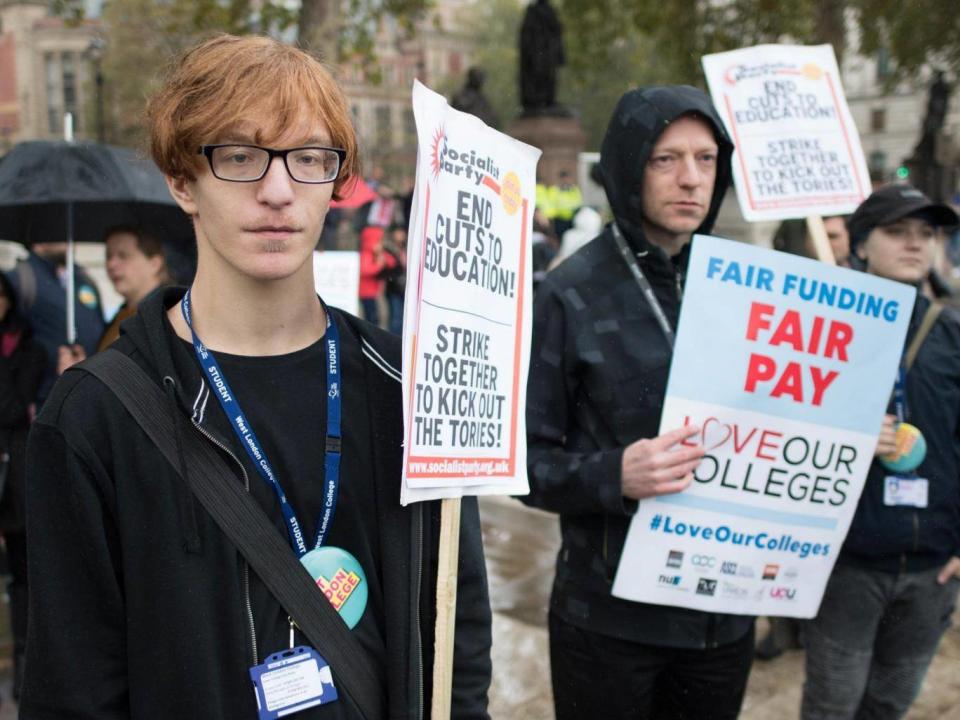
[{"left": 802, "top": 183, "right": 960, "bottom": 720}]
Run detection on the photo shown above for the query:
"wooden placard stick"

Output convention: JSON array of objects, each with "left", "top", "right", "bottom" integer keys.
[
  {"left": 805, "top": 215, "right": 837, "bottom": 265},
  {"left": 431, "top": 496, "right": 462, "bottom": 720}
]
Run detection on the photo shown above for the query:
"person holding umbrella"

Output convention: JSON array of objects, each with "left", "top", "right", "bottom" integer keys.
[
  {"left": 0, "top": 131, "right": 194, "bottom": 406},
  {"left": 6, "top": 242, "right": 104, "bottom": 406}
]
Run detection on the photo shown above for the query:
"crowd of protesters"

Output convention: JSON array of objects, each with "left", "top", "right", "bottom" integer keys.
[{"left": 0, "top": 31, "right": 958, "bottom": 720}]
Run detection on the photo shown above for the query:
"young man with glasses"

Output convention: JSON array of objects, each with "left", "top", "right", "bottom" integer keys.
[{"left": 23, "top": 35, "right": 491, "bottom": 720}]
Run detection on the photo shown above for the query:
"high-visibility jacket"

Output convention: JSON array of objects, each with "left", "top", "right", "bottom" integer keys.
[
  {"left": 536, "top": 183, "right": 553, "bottom": 216},
  {"left": 550, "top": 184, "right": 583, "bottom": 221}
]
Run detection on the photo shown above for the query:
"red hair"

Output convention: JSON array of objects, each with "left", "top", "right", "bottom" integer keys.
[{"left": 146, "top": 34, "right": 359, "bottom": 199}]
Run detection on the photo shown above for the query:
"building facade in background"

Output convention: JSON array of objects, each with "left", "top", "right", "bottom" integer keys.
[
  {"left": 842, "top": 48, "right": 960, "bottom": 199},
  {"left": 0, "top": 0, "right": 475, "bottom": 175},
  {"left": 340, "top": 0, "right": 475, "bottom": 185},
  {"left": 2, "top": 0, "right": 958, "bottom": 199},
  {"left": 0, "top": 0, "right": 103, "bottom": 151}
]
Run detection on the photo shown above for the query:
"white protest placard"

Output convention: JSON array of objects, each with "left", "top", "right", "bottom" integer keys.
[
  {"left": 702, "top": 44, "right": 870, "bottom": 222},
  {"left": 612, "top": 235, "right": 915, "bottom": 618},
  {"left": 313, "top": 250, "right": 360, "bottom": 316},
  {"left": 400, "top": 81, "right": 540, "bottom": 505}
]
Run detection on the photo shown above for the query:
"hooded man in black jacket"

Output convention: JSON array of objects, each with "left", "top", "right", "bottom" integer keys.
[
  {"left": 524, "top": 86, "right": 754, "bottom": 718},
  {"left": 23, "top": 35, "right": 491, "bottom": 720}
]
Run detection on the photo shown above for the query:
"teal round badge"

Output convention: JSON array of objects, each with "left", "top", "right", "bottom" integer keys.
[
  {"left": 77, "top": 285, "right": 99, "bottom": 309},
  {"left": 300, "top": 546, "right": 368, "bottom": 629},
  {"left": 879, "top": 422, "right": 927, "bottom": 474}
]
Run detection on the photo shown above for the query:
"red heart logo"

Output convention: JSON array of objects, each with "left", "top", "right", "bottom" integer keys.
[{"left": 701, "top": 417, "right": 732, "bottom": 451}]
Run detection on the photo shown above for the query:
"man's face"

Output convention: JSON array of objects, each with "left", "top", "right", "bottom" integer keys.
[
  {"left": 857, "top": 216, "right": 937, "bottom": 283},
  {"left": 640, "top": 116, "right": 718, "bottom": 241},
  {"left": 167, "top": 113, "right": 335, "bottom": 283},
  {"left": 823, "top": 216, "right": 850, "bottom": 263},
  {"left": 106, "top": 232, "right": 162, "bottom": 302}
]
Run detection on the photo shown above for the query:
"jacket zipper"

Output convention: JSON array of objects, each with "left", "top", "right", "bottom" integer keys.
[
  {"left": 912, "top": 511, "right": 920, "bottom": 553},
  {"left": 191, "top": 417, "right": 259, "bottom": 666},
  {"left": 898, "top": 513, "right": 921, "bottom": 574},
  {"left": 413, "top": 503, "right": 424, "bottom": 720}
]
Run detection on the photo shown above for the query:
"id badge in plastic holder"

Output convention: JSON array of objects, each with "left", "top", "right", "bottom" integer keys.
[
  {"left": 250, "top": 646, "right": 337, "bottom": 718},
  {"left": 883, "top": 475, "right": 929, "bottom": 508}
]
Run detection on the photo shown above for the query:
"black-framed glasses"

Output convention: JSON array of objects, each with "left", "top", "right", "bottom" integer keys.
[{"left": 198, "top": 144, "right": 347, "bottom": 184}]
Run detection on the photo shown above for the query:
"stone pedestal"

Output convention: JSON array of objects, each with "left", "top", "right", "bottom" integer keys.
[{"left": 507, "top": 114, "right": 587, "bottom": 186}]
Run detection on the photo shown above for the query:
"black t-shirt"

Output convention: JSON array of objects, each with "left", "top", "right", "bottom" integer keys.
[{"left": 185, "top": 313, "right": 385, "bottom": 717}]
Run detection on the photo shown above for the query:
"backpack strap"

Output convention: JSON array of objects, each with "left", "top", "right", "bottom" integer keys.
[
  {"left": 904, "top": 303, "right": 943, "bottom": 371},
  {"left": 77, "top": 349, "right": 386, "bottom": 720}
]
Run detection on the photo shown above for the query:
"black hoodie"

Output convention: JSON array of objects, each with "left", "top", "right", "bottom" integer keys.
[
  {"left": 22, "top": 287, "right": 491, "bottom": 719},
  {"left": 523, "top": 86, "right": 754, "bottom": 648},
  {"left": 599, "top": 85, "right": 733, "bottom": 253}
]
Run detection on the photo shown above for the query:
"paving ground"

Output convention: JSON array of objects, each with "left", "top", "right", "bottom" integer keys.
[{"left": 481, "top": 497, "right": 960, "bottom": 720}]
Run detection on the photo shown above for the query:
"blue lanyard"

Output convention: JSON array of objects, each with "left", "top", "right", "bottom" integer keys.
[
  {"left": 892, "top": 366, "right": 907, "bottom": 423},
  {"left": 181, "top": 289, "right": 342, "bottom": 557}
]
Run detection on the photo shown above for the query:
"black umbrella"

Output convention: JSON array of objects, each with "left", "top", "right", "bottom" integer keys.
[{"left": 0, "top": 140, "right": 194, "bottom": 341}]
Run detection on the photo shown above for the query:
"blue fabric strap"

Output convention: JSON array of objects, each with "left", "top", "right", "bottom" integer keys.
[
  {"left": 892, "top": 366, "right": 907, "bottom": 423},
  {"left": 181, "top": 288, "right": 342, "bottom": 556}
]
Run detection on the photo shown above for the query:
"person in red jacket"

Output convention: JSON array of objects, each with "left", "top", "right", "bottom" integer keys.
[{"left": 358, "top": 225, "right": 396, "bottom": 327}]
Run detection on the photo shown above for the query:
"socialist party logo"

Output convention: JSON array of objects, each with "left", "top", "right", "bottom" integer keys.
[{"left": 430, "top": 126, "right": 501, "bottom": 184}]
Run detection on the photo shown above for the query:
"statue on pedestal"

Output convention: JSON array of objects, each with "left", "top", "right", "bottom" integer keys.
[
  {"left": 906, "top": 70, "right": 953, "bottom": 200},
  {"left": 519, "top": 0, "right": 567, "bottom": 116},
  {"left": 508, "top": 0, "right": 584, "bottom": 185},
  {"left": 915, "top": 70, "right": 951, "bottom": 164},
  {"left": 451, "top": 67, "right": 501, "bottom": 129}
]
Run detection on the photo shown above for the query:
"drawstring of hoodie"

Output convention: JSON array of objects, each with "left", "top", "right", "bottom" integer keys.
[{"left": 163, "top": 375, "right": 201, "bottom": 553}]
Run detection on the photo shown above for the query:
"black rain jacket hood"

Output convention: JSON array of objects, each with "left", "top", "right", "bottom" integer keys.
[{"left": 599, "top": 85, "right": 734, "bottom": 253}]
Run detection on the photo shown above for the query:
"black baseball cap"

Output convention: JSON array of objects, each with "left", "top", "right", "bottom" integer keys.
[{"left": 848, "top": 184, "right": 959, "bottom": 250}]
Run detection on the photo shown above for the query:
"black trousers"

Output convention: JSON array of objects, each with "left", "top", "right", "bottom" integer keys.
[{"left": 549, "top": 611, "right": 755, "bottom": 720}]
